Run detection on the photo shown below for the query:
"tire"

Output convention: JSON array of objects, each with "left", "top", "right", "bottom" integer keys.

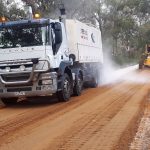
[
  {"left": 1, "top": 98, "right": 18, "bottom": 105},
  {"left": 73, "top": 72, "right": 83, "bottom": 96},
  {"left": 139, "top": 60, "right": 144, "bottom": 69},
  {"left": 57, "top": 73, "right": 72, "bottom": 102},
  {"left": 139, "top": 63, "right": 143, "bottom": 69},
  {"left": 139, "top": 54, "right": 146, "bottom": 69},
  {"left": 90, "top": 69, "right": 100, "bottom": 88},
  {"left": 84, "top": 71, "right": 100, "bottom": 88},
  {"left": 90, "top": 77, "right": 98, "bottom": 88}
]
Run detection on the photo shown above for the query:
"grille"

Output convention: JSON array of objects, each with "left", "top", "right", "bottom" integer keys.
[
  {"left": 0, "top": 64, "right": 33, "bottom": 69},
  {"left": 2, "top": 73, "right": 30, "bottom": 82},
  {"left": 7, "top": 87, "right": 32, "bottom": 92}
]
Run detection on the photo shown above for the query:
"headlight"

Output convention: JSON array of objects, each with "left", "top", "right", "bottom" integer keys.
[
  {"left": 41, "top": 73, "right": 51, "bottom": 80},
  {"left": 42, "top": 80, "right": 53, "bottom": 85}
]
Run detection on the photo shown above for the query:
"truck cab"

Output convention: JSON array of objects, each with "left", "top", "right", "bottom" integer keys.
[
  {"left": 0, "top": 18, "right": 75, "bottom": 104},
  {"left": 0, "top": 19, "right": 69, "bottom": 67}
]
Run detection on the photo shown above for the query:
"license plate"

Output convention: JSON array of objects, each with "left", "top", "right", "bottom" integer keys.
[{"left": 14, "top": 91, "right": 25, "bottom": 96}]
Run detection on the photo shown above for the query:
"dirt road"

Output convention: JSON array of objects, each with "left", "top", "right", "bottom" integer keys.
[{"left": 0, "top": 70, "right": 150, "bottom": 150}]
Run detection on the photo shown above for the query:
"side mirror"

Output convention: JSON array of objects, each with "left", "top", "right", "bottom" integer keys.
[{"left": 54, "top": 22, "right": 62, "bottom": 44}]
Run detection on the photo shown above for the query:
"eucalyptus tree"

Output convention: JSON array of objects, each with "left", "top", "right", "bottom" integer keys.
[{"left": 0, "top": 0, "right": 7, "bottom": 16}]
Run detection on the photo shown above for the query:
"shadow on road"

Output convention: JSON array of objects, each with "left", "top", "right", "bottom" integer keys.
[{"left": 1, "top": 95, "right": 60, "bottom": 109}]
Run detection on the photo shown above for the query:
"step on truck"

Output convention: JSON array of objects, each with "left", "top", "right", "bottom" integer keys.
[{"left": 0, "top": 12, "right": 103, "bottom": 104}]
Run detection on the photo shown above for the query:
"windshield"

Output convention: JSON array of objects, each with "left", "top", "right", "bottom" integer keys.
[{"left": 0, "top": 25, "right": 48, "bottom": 49}]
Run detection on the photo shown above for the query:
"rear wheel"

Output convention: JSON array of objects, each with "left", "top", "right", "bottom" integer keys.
[
  {"left": 1, "top": 98, "right": 18, "bottom": 105},
  {"left": 90, "top": 69, "right": 100, "bottom": 88},
  {"left": 139, "top": 54, "right": 147, "bottom": 69},
  {"left": 139, "top": 60, "right": 144, "bottom": 69},
  {"left": 73, "top": 72, "right": 83, "bottom": 96},
  {"left": 57, "top": 73, "right": 72, "bottom": 102},
  {"left": 139, "top": 63, "right": 144, "bottom": 69},
  {"left": 90, "top": 77, "right": 98, "bottom": 88}
]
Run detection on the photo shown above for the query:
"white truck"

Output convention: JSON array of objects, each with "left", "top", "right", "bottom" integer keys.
[{"left": 0, "top": 16, "right": 103, "bottom": 104}]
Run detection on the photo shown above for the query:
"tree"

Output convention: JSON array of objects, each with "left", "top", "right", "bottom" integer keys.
[
  {"left": 21, "top": 0, "right": 59, "bottom": 18},
  {"left": 21, "top": 0, "right": 95, "bottom": 22},
  {"left": 0, "top": 0, "right": 25, "bottom": 20},
  {"left": 1, "top": 0, "right": 149, "bottom": 66},
  {"left": 0, "top": 0, "right": 7, "bottom": 17}
]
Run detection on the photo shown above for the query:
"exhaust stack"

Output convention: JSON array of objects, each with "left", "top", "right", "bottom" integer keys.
[{"left": 59, "top": 4, "right": 66, "bottom": 26}]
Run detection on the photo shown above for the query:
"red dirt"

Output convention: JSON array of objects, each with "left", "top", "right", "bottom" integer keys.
[{"left": 0, "top": 70, "right": 150, "bottom": 150}]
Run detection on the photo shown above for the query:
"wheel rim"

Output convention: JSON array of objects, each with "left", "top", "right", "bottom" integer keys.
[{"left": 63, "top": 78, "right": 70, "bottom": 98}]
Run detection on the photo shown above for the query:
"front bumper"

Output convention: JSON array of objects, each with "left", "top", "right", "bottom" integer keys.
[
  {"left": 0, "top": 88, "right": 56, "bottom": 98},
  {"left": 0, "top": 72, "right": 58, "bottom": 98},
  {"left": 0, "top": 58, "right": 58, "bottom": 98}
]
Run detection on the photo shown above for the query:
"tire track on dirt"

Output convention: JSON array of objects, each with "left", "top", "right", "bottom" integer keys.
[
  {"left": 47, "top": 84, "right": 143, "bottom": 150},
  {"left": 0, "top": 70, "right": 149, "bottom": 150},
  {"left": 0, "top": 82, "right": 141, "bottom": 150},
  {"left": 0, "top": 86, "right": 110, "bottom": 144}
]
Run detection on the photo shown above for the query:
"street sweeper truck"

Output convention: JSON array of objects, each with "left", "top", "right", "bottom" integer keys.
[{"left": 0, "top": 13, "right": 103, "bottom": 104}]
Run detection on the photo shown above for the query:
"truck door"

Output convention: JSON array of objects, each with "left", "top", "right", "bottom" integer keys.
[{"left": 50, "top": 22, "right": 64, "bottom": 68}]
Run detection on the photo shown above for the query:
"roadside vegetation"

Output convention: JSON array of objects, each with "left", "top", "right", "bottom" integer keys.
[{"left": 0, "top": 0, "right": 150, "bottom": 66}]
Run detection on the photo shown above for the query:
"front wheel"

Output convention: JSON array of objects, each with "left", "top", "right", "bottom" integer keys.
[{"left": 57, "top": 73, "right": 72, "bottom": 102}]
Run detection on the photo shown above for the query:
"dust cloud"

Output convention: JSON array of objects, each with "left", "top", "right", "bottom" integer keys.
[{"left": 99, "top": 53, "right": 150, "bottom": 85}]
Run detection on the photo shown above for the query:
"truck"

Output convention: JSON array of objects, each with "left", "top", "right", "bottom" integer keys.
[{"left": 0, "top": 13, "right": 103, "bottom": 104}]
